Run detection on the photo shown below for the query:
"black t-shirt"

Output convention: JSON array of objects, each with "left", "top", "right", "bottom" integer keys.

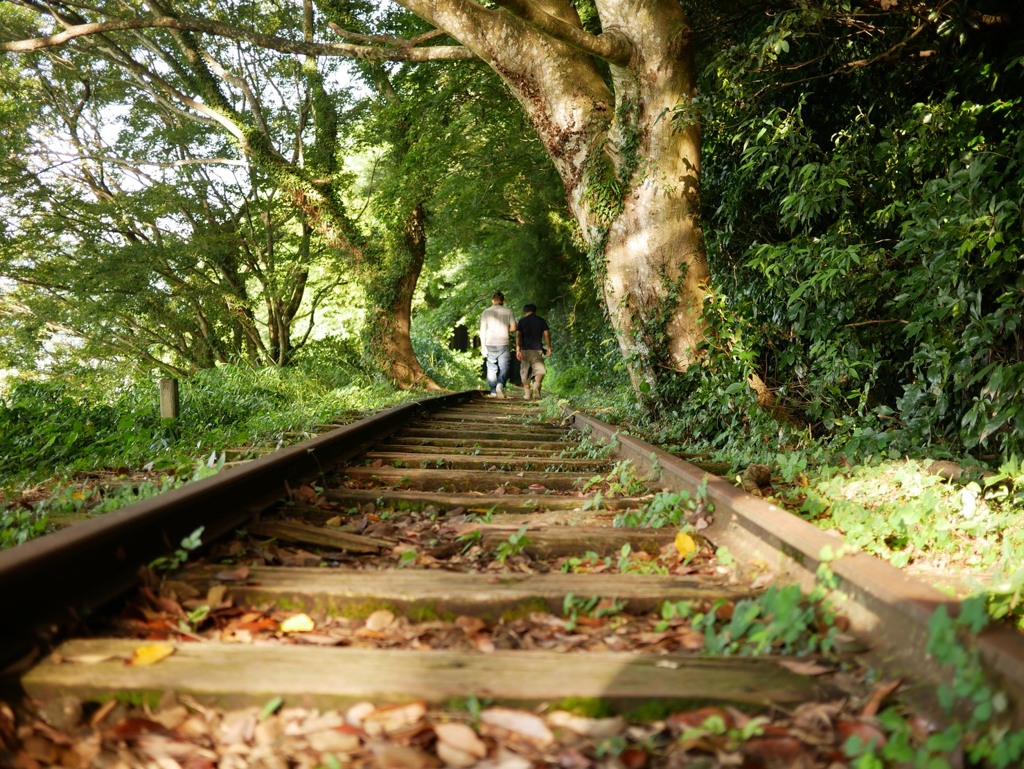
[{"left": 517, "top": 314, "right": 549, "bottom": 351}]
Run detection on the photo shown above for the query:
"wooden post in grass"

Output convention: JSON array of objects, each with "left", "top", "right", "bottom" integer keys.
[{"left": 159, "top": 378, "right": 179, "bottom": 420}]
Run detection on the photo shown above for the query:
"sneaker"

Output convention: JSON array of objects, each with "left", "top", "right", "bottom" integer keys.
[{"left": 495, "top": 384, "right": 505, "bottom": 398}]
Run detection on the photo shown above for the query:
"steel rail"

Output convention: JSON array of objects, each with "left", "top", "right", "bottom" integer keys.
[
  {"left": 0, "top": 390, "right": 474, "bottom": 667},
  {"left": 567, "top": 409, "right": 1024, "bottom": 727}
]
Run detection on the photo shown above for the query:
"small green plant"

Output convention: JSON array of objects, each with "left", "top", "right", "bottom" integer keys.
[
  {"left": 457, "top": 529, "right": 483, "bottom": 553},
  {"left": 659, "top": 575, "right": 838, "bottom": 657},
  {"left": 581, "top": 488, "right": 605, "bottom": 511},
  {"left": 561, "top": 551, "right": 612, "bottom": 573},
  {"left": 677, "top": 713, "right": 768, "bottom": 751},
  {"left": 149, "top": 526, "right": 205, "bottom": 572},
  {"left": 560, "top": 430, "right": 615, "bottom": 460},
  {"left": 581, "top": 459, "right": 650, "bottom": 498},
  {"left": 397, "top": 548, "right": 418, "bottom": 567},
  {"left": 259, "top": 697, "right": 284, "bottom": 721},
  {"left": 0, "top": 508, "right": 48, "bottom": 550},
  {"left": 656, "top": 599, "right": 694, "bottom": 631},
  {"left": 182, "top": 604, "right": 211, "bottom": 631},
  {"left": 494, "top": 525, "right": 530, "bottom": 564},
  {"left": 986, "top": 567, "right": 1024, "bottom": 630},
  {"left": 562, "top": 593, "right": 628, "bottom": 631},
  {"left": 616, "top": 543, "right": 668, "bottom": 575},
  {"left": 467, "top": 506, "right": 496, "bottom": 523},
  {"left": 614, "top": 487, "right": 704, "bottom": 528}
]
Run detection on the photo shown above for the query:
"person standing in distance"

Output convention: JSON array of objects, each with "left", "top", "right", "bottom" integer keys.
[
  {"left": 515, "top": 304, "right": 551, "bottom": 400},
  {"left": 479, "top": 291, "right": 517, "bottom": 398}
]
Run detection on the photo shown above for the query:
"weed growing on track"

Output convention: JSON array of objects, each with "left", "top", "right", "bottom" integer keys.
[{"left": 846, "top": 595, "right": 1024, "bottom": 768}]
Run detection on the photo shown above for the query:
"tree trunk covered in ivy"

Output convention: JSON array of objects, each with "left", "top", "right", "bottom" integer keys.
[
  {"left": 365, "top": 204, "right": 442, "bottom": 390},
  {"left": 401, "top": 0, "right": 710, "bottom": 397}
]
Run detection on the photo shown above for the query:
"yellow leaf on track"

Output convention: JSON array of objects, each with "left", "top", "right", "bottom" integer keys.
[
  {"left": 280, "top": 613, "right": 316, "bottom": 633},
  {"left": 128, "top": 643, "right": 175, "bottom": 666},
  {"left": 675, "top": 531, "right": 698, "bottom": 557}
]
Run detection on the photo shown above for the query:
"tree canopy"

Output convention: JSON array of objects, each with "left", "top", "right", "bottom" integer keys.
[{"left": 2, "top": 0, "right": 1022, "bottom": 459}]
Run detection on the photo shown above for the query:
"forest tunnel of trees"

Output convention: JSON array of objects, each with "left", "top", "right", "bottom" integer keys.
[{"left": 1, "top": 0, "right": 1022, "bottom": 460}]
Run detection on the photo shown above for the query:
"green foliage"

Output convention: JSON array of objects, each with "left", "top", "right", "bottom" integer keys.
[
  {"left": 848, "top": 597, "right": 1024, "bottom": 767},
  {"left": 679, "top": 1, "right": 1024, "bottom": 462},
  {"left": 786, "top": 459, "right": 1024, "bottom": 574},
  {"left": 615, "top": 543, "right": 668, "bottom": 576},
  {"left": 0, "top": 508, "right": 47, "bottom": 549},
  {"left": 614, "top": 487, "right": 709, "bottom": 529},
  {"left": 0, "top": 359, "right": 413, "bottom": 540},
  {"left": 986, "top": 568, "right": 1024, "bottom": 631},
  {"left": 0, "top": 37, "right": 355, "bottom": 376},
  {"left": 562, "top": 593, "right": 628, "bottom": 631},
  {"left": 676, "top": 714, "right": 767, "bottom": 752},
  {"left": 668, "top": 583, "right": 837, "bottom": 657},
  {"left": 150, "top": 526, "right": 204, "bottom": 572},
  {"left": 559, "top": 431, "right": 615, "bottom": 461},
  {"left": 560, "top": 550, "right": 610, "bottom": 574},
  {"left": 494, "top": 524, "right": 530, "bottom": 565},
  {"left": 581, "top": 459, "right": 651, "bottom": 498}
]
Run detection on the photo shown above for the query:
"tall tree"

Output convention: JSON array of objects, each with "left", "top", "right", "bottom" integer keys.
[
  {"left": 2, "top": 0, "right": 707, "bottom": 401},
  {"left": 0, "top": 0, "right": 358, "bottom": 375}
]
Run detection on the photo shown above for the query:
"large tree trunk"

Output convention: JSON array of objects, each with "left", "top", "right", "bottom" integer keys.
[
  {"left": 367, "top": 204, "right": 443, "bottom": 390},
  {"left": 595, "top": 3, "right": 709, "bottom": 395},
  {"left": 401, "top": 0, "right": 709, "bottom": 400}
]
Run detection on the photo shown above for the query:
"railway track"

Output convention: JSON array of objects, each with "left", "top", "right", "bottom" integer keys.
[{"left": 1, "top": 390, "right": 1024, "bottom": 767}]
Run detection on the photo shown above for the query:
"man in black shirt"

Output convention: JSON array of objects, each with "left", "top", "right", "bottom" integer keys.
[{"left": 515, "top": 304, "right": 552, "bottom": 400}]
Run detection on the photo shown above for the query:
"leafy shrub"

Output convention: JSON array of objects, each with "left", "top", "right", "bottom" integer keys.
[
  {"left": 689, "top": 5, "right": 1024, "bottom": 462},
  {"left": 0, "top": 359, "right": 410, "bottom": 490}
]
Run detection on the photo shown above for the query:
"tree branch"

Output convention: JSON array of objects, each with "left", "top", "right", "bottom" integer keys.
[
  {"left": 0, "top": 15, "right": 475, "bottom": 60},
  {"left": 491, "top": 0, "right": 631, "bottom": 65}
]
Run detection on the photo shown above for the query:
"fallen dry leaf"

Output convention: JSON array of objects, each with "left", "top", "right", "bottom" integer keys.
[
  {"left": 370, "top": 741, "right": 440, "bottom": 769},
  {"left": 437, "top": 740, "right": 481, "bottom": 767},
  {"left": 776, "top": 658, "right": 834, "bottom": 676},
  {"left": 280, "top": 613, "right": 316, "bottom": 633},
  {"left": 62, "top": 652, "right": 119, "bottom": 665},
  {"left": 205, "top": 584, "right": 227, "bottom": 606},
  {"left": 345, "top": 701, "right": 376, "bottom": 725},
  {"left": 836, "top": 718, "right": 887, "bottom": 750},
  {"left": 674, "top": 531, "right": 698, "bottom": 557},
  {"left": 215, "top": 565, "right": 251, "bottom": 582},
  {"left": 860, "top": 679, "right": 902, "bottom": 717},
  {"left": 365, "top": 609, "right": 397, "bottom": 632},
  {"left": 127, "top": 643, "right": 175, "bottom": 667},
  {"left": 547, "top": 711, "right": 625, "bottom": 739},
  {"left": 362, "top": 701, "right": 428, "bottom": 736},
  {"left": 479, "top": 707, "right": 554, "bottom": 749},
  {"left": 307, "top": 729, "right": 361, "bottom": 753},
  {"left": 434, "top": 722, "right": 487, "bottom": 762}
]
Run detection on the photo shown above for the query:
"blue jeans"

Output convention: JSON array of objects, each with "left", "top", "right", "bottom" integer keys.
[{"left": 484, "top": 345, "right": 512, "bottom": 392}]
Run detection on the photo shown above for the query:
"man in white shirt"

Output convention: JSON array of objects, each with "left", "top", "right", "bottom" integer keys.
[{"left": 479, "top": 291, "right": 517, "bottom": 397}]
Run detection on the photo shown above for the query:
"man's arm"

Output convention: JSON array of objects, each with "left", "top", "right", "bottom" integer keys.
[
  {"left": 543, "top": 329, "right": 552, "bottom": 356},
  {"left": 515, "top": 327, "right": 523, "bottom": 361}
]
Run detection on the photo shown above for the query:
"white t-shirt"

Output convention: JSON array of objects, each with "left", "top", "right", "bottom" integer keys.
[{"left": 479, "top": 304, "right": 516, "bottom": 346}]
